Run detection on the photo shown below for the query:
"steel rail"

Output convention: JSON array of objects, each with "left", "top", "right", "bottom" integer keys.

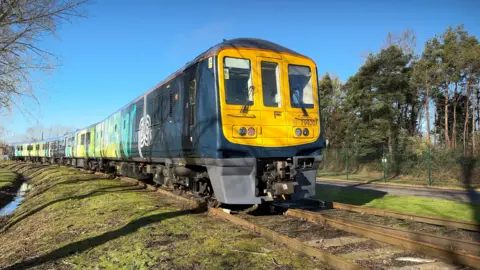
[
  {"left": 332, "top": 202, "right": 479, "bottom": 232},
  {"left": 286, "top": 208, "right": 480, "bottom": 269}
]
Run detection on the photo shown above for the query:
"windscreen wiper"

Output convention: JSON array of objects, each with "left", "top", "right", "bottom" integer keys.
[
  {"left": 241, "top": 85, "right": 255, "bottom": 113},
  {"left": 293, "top": 91, "right": 309, "bottom": 117}
]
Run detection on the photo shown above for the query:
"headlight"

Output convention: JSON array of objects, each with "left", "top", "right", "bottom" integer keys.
[
  {"left": 247, "top": 127, "right": 255, "bottom": 136},
  {"left": 239, "top": 127, "right": 247, "bottom": 136},
  {"left": 303, "top": 128, "right": 309, "bottom": 136},
  {"left": 295, "top": 128, "right": 302, "bottom": 137}
]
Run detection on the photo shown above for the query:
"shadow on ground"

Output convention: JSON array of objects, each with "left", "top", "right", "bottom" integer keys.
[
  {"left": 460, "top": 156, "right": 480, "bottom": 229},
  {"left": 0, "top": 184, "right": 144, "bottom": 232},
  {"left": 315, "top": 182, "right": 387, "bottom": 206},
  {"left": 3, "top": 207, "right": 199, "bottom": 270}
]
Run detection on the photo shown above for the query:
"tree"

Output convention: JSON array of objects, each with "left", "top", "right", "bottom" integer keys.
[
  {"left": 21, "top": 124, "right": 75, "bottom": 141},
  {"left": 319, "top": 73, "right": 333, "bottom": 144},
  {"left": 458, "top": 31, "right": 480, "bottom": 154},
  {"left": 0, "top": 0, "right": 89, "bottom": 116},
  {"left": 383, "top": 29, "right": 416, "bottom": 56}
]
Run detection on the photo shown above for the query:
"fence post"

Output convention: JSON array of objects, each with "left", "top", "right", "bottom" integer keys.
[
  {"left": 427, "top": 144, "right": 431, "bottom": 186},
  {"left": 346, "top": 148, "right": 349, "bottom": 180}
]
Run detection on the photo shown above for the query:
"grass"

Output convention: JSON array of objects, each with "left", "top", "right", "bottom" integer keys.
[
  {"left": 0, "top": 163, "right": 325, "bottom": 269},
  {"left": 0, "top": 166, "right": 20, "bottom": 210},
  {"left": 317, "top": 169, "right": 478, "bottom": 188},
  {"left": 316, "top": 185, "right": 480, "bottom": 223},
  {"left": 317, "top": 170, "right": 383, "bottom": 182},
  {"left": 0, "top": 167, "right": 17, "bottom": 189}
]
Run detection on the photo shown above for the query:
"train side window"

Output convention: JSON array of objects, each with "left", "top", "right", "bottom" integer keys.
[
  {"left": 86, "top": 132, "right": 90, "bottom": 145},
  {"left": 36, "top": 145, "right": 39, "bottom": 150},
  {"left": 81, "top": 134, "right": 85, "bottom": 145},
  {"left": 189, "top": 79, "right": 196, "bottom": 126},
  {"left": 223, "top": 57, "right": 253, "bottom": 105},
  {"left": 152, "top": 94, "right": 162, "bottom": 125},
  {"left": 168, "top": 86, "right": 173, "bottom": 119},
  {"left": 136, "top": 104, "right": 143, "bottom": 131}
]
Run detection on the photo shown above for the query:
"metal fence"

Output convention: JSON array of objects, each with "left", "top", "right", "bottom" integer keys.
[{"left": 318, "top": 146, "right": 480, "bottom": 188}]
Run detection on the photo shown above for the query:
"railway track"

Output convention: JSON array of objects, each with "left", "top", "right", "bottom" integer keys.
[
  {"left": 331, "top": 202, "right": 479, "bottom": 232},
  {"left": 7, "top": 163, "right": 480, "bottom": 270},
  {"left": 118, "top": 175, "right": 480, "bottom": 269}
]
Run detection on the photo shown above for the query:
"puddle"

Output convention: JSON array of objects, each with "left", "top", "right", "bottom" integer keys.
[{"left": 0, "top": 182, "right": 32, "bottom": 216}]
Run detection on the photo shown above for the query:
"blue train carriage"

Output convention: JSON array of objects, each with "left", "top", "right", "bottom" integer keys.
[
  {"left": 11, "top": 38, "right": 324, "bottom": 206},
  {"left": 87, "top": 38, "right": 324, "bottom": 206}
]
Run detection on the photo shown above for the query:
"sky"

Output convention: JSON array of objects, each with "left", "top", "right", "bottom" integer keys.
[{"left": 2, "top": 0, "right": 480, "bottom": 142}]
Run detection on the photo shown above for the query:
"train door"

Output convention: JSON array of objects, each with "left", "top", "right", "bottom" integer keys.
[
  {"left": 49, "top": 142, "right": 54, "bottom": 158},
  {"left": 256, "top": 56, "right": 288, "bottom": 147},
  {"left": 182, "top": 65, "right": 197, "bottom": 155},
  {"left": 85, "top": 131, "right": 91, "bottom": 158}
]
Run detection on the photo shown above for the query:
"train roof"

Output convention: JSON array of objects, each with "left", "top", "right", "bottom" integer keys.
[{"left": 191, "top": 38, "right": 306, "bottom": 62}]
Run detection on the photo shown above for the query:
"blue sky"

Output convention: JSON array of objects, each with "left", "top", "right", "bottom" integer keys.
[{"left": 3, "top": 0, "right": 479, "bottom": 141}]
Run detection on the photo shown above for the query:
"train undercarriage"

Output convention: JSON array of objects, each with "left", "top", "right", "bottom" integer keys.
[{"left": 15, "top": 155, "right": 321, "bottom": 208}]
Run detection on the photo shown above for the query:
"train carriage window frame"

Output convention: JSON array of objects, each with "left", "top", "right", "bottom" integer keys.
[
  {"left": 189, "top": 79, "right": 196, "bottom": 127},
  {"left": 135, "top": 103, "right": 144, "bottom": 131},
  {"left": 81, "top": 134, "right": 85, "bottom": 145},
  {"left": 148, "top": 91, "right": 162, "bottom": 126},
  {"left": 288, "top": 65, "right": 314, "bottom": 109},
  {"left": 86, "top": 132, "right": 91, "bottom": 145},
  {"left": 223, "top": 57, "right": 254, "bottom": 106},
  {"left": 261, "top": 61, "right": 282, "bottom": 108}
]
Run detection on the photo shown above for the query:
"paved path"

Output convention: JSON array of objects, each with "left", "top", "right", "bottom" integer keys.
[{"left": 317, "top": 179, "right": 480, "bottom": 204}]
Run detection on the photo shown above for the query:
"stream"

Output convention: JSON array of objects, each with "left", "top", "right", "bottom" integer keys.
[{"left": 0, "top": 181, "right": 32, "bottom": 216}]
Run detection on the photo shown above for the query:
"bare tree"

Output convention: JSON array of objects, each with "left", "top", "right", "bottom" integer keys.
[
  {"left": 0, "top": 0, "right": 89, "bottom": 116},
  {"left": 20, "top": 124, "right": 75, "bottom": 141},
  {"left": 383, "top": 29, "right": 417, "bottom": 56}
]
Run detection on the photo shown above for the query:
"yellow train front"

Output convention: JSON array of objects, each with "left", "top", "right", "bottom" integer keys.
[{"left": 204, "top": 38, "right": 324, "bottom": 205}]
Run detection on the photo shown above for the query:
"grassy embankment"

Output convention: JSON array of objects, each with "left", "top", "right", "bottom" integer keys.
[
  {"left": 0, "top": 167, "right": 17, "bottom": 189},
  {"left": 0, "top": 163, "right": 325, "bottom": 270},
  {"left": 0, "top": 166, "right": 20, "bottom": 209},
  {"left": 316, "top": 185, "right": 480, "bottom": 223}
]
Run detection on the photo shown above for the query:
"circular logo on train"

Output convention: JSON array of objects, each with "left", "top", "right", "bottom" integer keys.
[{"left": 138, "top": 114, "right": 152, "bottom": 147}]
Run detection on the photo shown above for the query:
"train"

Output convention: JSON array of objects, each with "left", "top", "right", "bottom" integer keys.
[{"left": 9, "top": 38, "right": 324, "bottom": 206}]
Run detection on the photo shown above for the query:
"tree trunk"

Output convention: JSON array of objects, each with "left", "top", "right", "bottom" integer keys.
[
  {"left": 463, "top": 77, "right": 472, "bottom": 155},
  {"left": 475, "top": 88, "right": 480, "bottom": 154},
  {"left": 434, "top": 105, "right": 437, "bottom": 145},
  {"left": 425, "top": 85, "right": 431, "bottom": 144},
  {"left": 472, "top": 102, "right": 475, "bottom": 155},
  {"left": 452, "top": 82, "right": 458, "bottom": 149},
  {"left": 387, "top": 127, "right": 395, "bottom": 175},
  {"left": 444, "top": 82, "right": 450, "bottom": 148}
]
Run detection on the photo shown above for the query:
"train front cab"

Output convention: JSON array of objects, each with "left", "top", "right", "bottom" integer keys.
[{"left": 209, "top": 48, "right": 323, "bottom": 205}]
